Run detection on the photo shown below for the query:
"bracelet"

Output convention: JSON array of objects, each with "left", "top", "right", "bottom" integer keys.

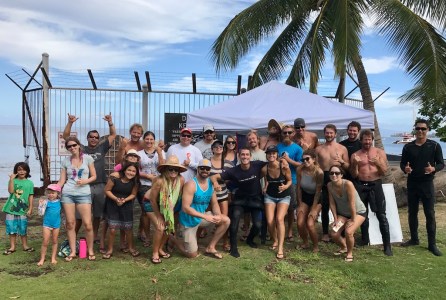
[{"left": 108, "top": 123, "right": 114, "bottom": 127}]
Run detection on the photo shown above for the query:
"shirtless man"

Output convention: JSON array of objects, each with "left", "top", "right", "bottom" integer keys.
[
  {"left": 316, "top": 124, "right": 349, "bottom": 242},
  {"left": 350, "top": 129, "right": 392, "bottom": 255},
  {"left": 115, "top": 123, "right": 145, "bottom": 162},
  {"left": 259, "top": 119, "right": 282, "bottom": 150},
  {"left": 293, "top": 118, "right": 319, "bottom": 151}
]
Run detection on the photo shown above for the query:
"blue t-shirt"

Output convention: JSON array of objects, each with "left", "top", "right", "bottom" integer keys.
[
  {"left": 43, "top": 199, "right": 62, "bottom": 229},
  {"left": 276, "top": 142, "right": 303, "bottom": 184},
  {"left": 179, "top": 178, "right": 214, "bottom": 228}
]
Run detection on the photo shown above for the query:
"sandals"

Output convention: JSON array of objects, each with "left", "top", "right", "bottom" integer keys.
[
  {"left": 23, "top": 247, "right": 35, "bottom": 252},
  {"left": 102, "top": 253, "right": 113, "bottom": 259},
  {"left": 345, "top": 256, "right": 354, "bottom": 262},
  {"left": 276, "top": 253, "right": 284, "bottom": 260},
  {"left": 334, "top": 249, "right": 348, "bottom": 256},
  {"left": 151, "top": 257, "right": 162, "bottom": 264},
  {"left": 88, "top": 255, "right": 96, "bottom": 261},
  {"left": 129, "top": 250, "right": 140, "bottom": 257},
  {"left": 3, "top": 249, "right": 16, "bottom": 255}
]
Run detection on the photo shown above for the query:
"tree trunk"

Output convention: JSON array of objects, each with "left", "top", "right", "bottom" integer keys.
[{"left": 353, "top": 56, "right": 405, "bottom": 205}]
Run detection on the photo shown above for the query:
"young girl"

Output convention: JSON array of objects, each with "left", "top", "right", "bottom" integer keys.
[
  {"left": 2, "top": 162, "right": 35, "bottom": 255},
  {"left": 103, "top": 162, "right": 140, "bottom": 259},
  {"left": 37, "top": 184, "right": 62, "bottom": 266}
]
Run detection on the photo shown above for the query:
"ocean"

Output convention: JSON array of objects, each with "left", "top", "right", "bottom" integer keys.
[{"left": 1, "top": 125, "right": 446, "bottom": 197}]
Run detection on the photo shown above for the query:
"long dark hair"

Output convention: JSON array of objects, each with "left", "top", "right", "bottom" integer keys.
[
  {"left": 119, "top": 162, "right": 141, "bottom": 186},
  {"left": 65, "top": 136, "right": 84, "bottom": 162},
  {"left": 13, "top": 162, "right": 31, "bottom": 178}
]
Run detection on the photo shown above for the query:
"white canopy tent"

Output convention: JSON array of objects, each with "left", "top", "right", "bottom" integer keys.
[{"left": 187, "top": 81, "right": 374, "bottom": 133}]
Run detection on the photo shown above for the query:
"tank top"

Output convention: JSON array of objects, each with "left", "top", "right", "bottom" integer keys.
[
  {"left": 300, "top": 172, "right": 317, "bottom": 194},
  {"left": 179, "top": 177, "right": 214, "bottom": 228},
  {"left": 329, "top": 180, "right": 366, "bottom": 218},
  {"left": 210, "top": 159, "right": 233, "bottom": 201},
  {"left": 265, "top": 163, "right": 290, "bottom": 198}
]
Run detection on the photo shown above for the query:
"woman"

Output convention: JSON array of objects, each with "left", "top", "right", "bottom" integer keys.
[
  {"left": 261, "top": 145, "right": 292, "bottom": 259},
  {"left": 327, "top": 165, "right": 366, "bottom": 262},
  {"left": 58, "top": 136, "right": 97, "bottom": 261},
  {"left": 103, "top": 162, "right": 140, "bottom": 258},
  {"left": 210, "top": 140, "right": 233, "bottom": 251},
  {"left": 223, "top": 135, "right": 238, "bottom": 166},
  {"left": 296, "top": 149, "right": 324, "bottom": 253},
  {"left": 137, "top": 131, "right": 165, "bottom": 246},
  {"left": 146, "top": 155, "right": 186, "bottom": 264}
]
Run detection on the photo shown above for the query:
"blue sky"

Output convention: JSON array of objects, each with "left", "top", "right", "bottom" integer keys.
[{"left": 0, "top": 0, "right": 424, "bottom": 134}]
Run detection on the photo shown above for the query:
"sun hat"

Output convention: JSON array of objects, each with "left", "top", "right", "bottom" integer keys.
[
  {"left": 181, "top": 128, "right": 192, "bottom": 134},
  {"left": 198, "top": 159, "right": 212, "bottom": 168},
  {"left": 157, "top": 155, "right": 187, "bottom": 173},
  {"left": 203, "top": 124, "right": 215, "bottom": 132},
  {"left": 125, "top": 149, "right": 140, "bottom": 157},
  {"left": 47, "top": 183, "right": 62, "bottom": 193},
  {"left": 268, "top": 119, "right": 281, "bottom": 131},
  {"left": 265, "top": 145, "right": 278, "bottom": 154}
]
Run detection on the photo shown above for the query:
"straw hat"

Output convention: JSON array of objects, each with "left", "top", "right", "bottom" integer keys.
[
  {"left": 268, "top": 119, "right": 281, "bottom": 131},
  {"left": 157, "top": 155, "right": 188, "bottom": 173}
]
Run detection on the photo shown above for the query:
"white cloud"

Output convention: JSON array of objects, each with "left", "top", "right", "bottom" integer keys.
[{"left": 361, "top": 56, "right": 399, "bottom": 74}]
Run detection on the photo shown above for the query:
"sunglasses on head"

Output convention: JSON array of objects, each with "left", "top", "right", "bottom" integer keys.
[
  {"left": 302, "top": 157, "right": 311, "bottom": 162},
  {"left": 415, "top": 127, "right": 428, "bottom": 131},
  {"left": 181, "top": 134, "right": 192, "bottom": 138},
  {"left": 66, "top": 143, "right": 78, "bottom": 149},
  {"left": 329, "top": 171, "right": 342, "bottom": 176},
  {"left": 167, "top": 168, "right": 179, "bottom": 173},
  {"left": 294, "top": 126, "right": 305, "bottom": 129},
  {"left": 198, "top": 166, "right": 211, "bottom": 171},
  {"left": 282, "top": 131, "right": 293, "bottom": 135}
]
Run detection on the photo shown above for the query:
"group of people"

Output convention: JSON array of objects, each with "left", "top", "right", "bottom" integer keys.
[{"left": 2, "top": 113, "right": 444, "bottom": 266}]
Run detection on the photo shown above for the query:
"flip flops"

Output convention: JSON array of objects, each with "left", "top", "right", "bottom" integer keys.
[
  {"left": 3, "top": 249, "right": 16, "bottom": 255},
  {"left": 151, "top": 257, "right": 162, "bottom": 264},
  {"left": 23, "top": 247, "right": 35, "bottom": 252},
  {"left": 88, "top": 255, "right": 96, "bottom": 261},
  {"left": 102, "top": 253, "right": 113, "bottom": 259},
  {"left": 276, "top": 253, "right": 284, "bottom": 260},
  {"left": 160, "top": 253, "right": 171, "bottom": 259},
  {"left": 345, "top": 256, "right": 354, "bottom": 262},
  {"left": 129, "top": 250, "right": 140, "bottom": 257},
  {"left": 334, "top": 249, "right": 348, "bottom": 256}
]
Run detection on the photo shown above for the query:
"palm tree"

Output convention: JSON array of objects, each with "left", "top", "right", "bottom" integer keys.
[{"left": 210, "top": 0, "right": 446, "bottom": 145}]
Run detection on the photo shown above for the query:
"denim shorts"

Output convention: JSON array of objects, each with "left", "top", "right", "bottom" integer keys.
[
  {"left": 61, "top": 193, "right": 92, "bottom": 205},
  {"left": 264, "top": 194, "right": 291, "bottom": 205}
]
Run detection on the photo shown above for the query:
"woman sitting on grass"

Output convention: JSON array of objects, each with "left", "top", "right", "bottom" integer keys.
[
  {"left": 103, "top": 162, "right": 140, "bottom": 259},
  {"left": 146, "top": 155, "right": 186, "bottom": 264},
  {"left": 296, "top": 149, "right": 324, "bottom": 253},
  {"left": 327, "top": 165, "right": 366, "bottom": 262}
]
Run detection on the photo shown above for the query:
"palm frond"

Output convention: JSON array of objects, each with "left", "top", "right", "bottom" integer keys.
[{"left": 399, "top": 0, "right": 446, "bottom": 31}]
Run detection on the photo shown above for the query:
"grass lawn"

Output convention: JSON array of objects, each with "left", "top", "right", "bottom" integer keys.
[{"left": 1, "top": 203, "right": 445, "bottom": 300}]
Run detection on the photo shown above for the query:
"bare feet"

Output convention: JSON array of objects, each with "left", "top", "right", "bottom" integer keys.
[
  {"left": 37, "top": 260, "right": 44, "bottom": 266},
  {"left": 51, "top": 259, "right": 58, "bottom": 265}
]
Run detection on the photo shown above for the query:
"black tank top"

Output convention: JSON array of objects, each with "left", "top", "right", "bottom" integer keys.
[{"left": 265, "top": 163, "right": 291, "bottom": 198}]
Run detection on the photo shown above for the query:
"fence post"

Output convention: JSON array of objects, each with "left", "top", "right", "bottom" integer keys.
[
  {"left": 42, "top": 53, "right": 51, "bottom": 186},
  {"left": 142, "top": 84, "right": 149, "bottom": 131}
]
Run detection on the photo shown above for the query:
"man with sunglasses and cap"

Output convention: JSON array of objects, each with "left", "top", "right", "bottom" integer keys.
[
  {"left": 172, "top": 159, "right": 230, "bottom": 259},
  {"left": 166, "top": 127, "right": 203, "bottom": 182},
  {"left": 194, "top": 124, "right": 216, "bottom": 160},
  {"left": 400, "top": 119, "right": 444, "bottom": 256},
  {"left": 63, "top": 112, "right": 117, "bottom": 244},
  {"left": 293, "top": 118, "right": 319, "bottom": 151}
]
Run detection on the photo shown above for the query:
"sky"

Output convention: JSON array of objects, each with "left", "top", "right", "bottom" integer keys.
[{"left": 0, "top": 0, "right": 426, "bottom": 135}]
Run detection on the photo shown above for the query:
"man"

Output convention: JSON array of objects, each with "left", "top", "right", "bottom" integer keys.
[
  {"left": 115, "top": 123, "right": 145, "bottom": 162},
  {"left": 259, "top": 119, "right": 282, "bottom": 150},
  {"left": 293, "top": 118, "right": 319, "bottom": 151},
  {"left": 340, "top": 121, "right": 362, "bottom": 159},
  {"left": 194, "top": 124, "right": 216, "bottom": 159},
  {"left": 173, "top": 159, "right": 230, "bottom": 258},
  {"left": 247, "top": 131, "right": 267, "bottom": 162},
  {"left": 63, "top": 112, "right": 116, "bottom": 243},
  {"left": 316, "top": 124, "right": 349, "bottom": 242},
  {"left": 166, "top": 127, "right": 203, "bottom": 182},
  {"left": 400, "top": 119, "right": 444, "bottom": 256},
  {"left": 351, "top": 129, "right": 392, "bottom": 255},
  {"left": 211, "top": 147, "right": 268, "bottom": 258},
  {"left": 276, "top": 124, "right": 303, "bottom": 242}
]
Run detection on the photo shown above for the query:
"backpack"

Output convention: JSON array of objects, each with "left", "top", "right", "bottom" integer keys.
[{"left": 58, "top": 239, "right": 79, "bottom": 257}]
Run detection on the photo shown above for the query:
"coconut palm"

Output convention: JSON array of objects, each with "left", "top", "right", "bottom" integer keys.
[{"left": 210, "top": 0, "right": 446, "bottom": 150}]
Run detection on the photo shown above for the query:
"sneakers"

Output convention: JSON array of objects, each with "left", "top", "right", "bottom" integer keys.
[
  {"left": 400, "top": 239, "right": 419, "bottom": 247},
  {"left": 428, "top": 245, "right": 443, "bottom": 256}
]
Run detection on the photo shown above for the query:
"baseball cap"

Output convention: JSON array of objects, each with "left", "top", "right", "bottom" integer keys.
[
  {"left": 211, "top": 140, "right": 223, "bottom": 148},
  {"left": 265, "top": 145, "right": 278, "bottom": 154},
  {"left": 203, "top": 124, "right": 214, "bottom": 132},
  {"left": 181, "top": 128, "right": 192, "bottom": 134},
  {"left": 46, "top": 183, "right": 62, "bottom": 192},
  {"left": 294, "top": 118, "right": 306, "bottom": 128},
  {"left": 198, "top": 159, "right": 212, "bottom": 168}
]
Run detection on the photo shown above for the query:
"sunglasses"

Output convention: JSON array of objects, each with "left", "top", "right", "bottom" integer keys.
[
  {"left": 181, "top": 134, "right": 192, "bottom": 138},
  {"left": 329, "top": 171, "right": 342, "bottom": 176},
  {"left": 66, "top": 143, "right": 78, "bottom": 149},
  {"left": 88, "top": 136, "right": 99, "bottom": 139},
  {"left": 167, "top": 168, "right": 179, "bottom": 173},
  {"left": 204, "top": 131, "right": 214, "bottom": 134},
  {"left": 302, "top": 157, "right": 311, "bottom": 162},
  {"left": 226, "top": 141, "right": 236, "bottom": 145},
  {"left": 198, "top": 166, "right": 211, "bottom": 171},
  {"left": 415, "top": 127, "right": 428, "bottom": 131},
  {"left": 294, "top": 126, "right": 305, "bottom": 129},
  {"left": 282, "top": 131, "right": 294, "bottom": 135}
]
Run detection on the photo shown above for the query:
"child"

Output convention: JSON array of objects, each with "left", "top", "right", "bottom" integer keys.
[
  {"left": 37, "top": 184, "right": 62, "bottom": 266},
  {"left": 2, "top": 162, "right": 35, "bottom": 255}
]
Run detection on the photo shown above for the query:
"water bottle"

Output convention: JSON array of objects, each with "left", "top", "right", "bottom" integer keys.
[{"left": 79, "top": 237, "right": 87, "bottom": 259}]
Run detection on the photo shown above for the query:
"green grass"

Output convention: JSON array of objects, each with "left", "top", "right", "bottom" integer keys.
[{"left": 1, "top": 204, "right": 445, "bottom": 300}]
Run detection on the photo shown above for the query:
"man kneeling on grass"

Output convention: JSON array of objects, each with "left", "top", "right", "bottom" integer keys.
[{"left": 171, "top": 159, "right": 230, "bottom": 259}]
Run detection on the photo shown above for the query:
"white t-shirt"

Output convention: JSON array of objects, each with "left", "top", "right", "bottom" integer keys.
[
  {"left": 166, "top": 143, "right": 203, "bottom": 182},
  {"left": 194, "top": 139, "right": 214, "bottom": 160},
  {"left": 137, "top": 149, "right": 166, "bottom": 186}
]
